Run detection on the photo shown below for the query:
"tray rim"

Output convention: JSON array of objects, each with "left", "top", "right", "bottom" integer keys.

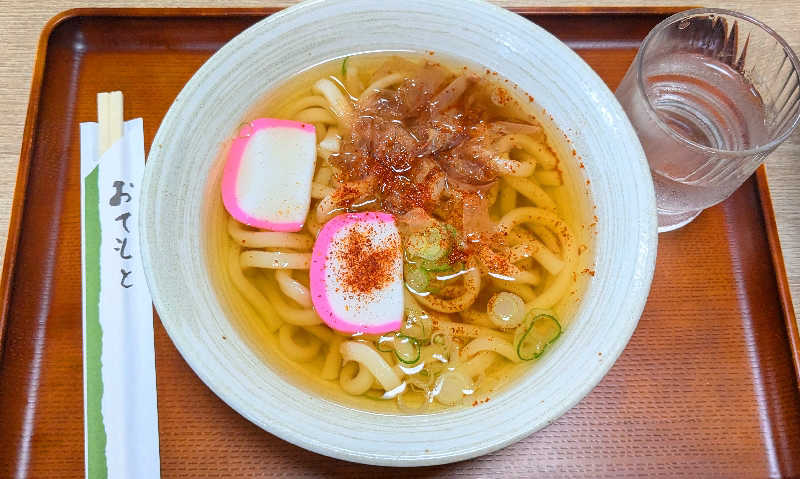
[
  {"left": 757, "top": 171, "right": 800, "bottom": 382},
  {"left": 0, "top": 5, "right": 796, "bottom": 385}
]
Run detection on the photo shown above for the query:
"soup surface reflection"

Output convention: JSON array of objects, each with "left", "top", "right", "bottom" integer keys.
[{"left": 220, "top": 53, "right": 593, "bottom": 413}]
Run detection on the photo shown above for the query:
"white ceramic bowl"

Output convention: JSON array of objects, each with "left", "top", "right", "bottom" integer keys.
[{"left": 141, "top": 0, "right": 657, "bottom": 466}]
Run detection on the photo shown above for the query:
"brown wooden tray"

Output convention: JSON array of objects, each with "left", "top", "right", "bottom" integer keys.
[{"left": 2, "top": 7, "right": 799, "bottom": 478}]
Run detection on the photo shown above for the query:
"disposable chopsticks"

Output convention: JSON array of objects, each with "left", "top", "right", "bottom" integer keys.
[
  {"left": 81, "top": 90, "right": 160, "bottom": 479},
  {"left": 97, "top": 91, "right": 123, "bottom": 154}
]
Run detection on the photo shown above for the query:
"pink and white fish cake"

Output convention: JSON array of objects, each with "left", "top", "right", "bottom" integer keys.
[
  {"left": 310, "top": 212, "right": 404, "bottom": 334},
  {"left": 222, "top": 118, "right": 316, "bottom": 232}
]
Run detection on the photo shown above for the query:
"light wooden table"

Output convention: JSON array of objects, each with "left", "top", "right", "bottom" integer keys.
[{"left": 1, "top": 0, "right": 798, "bottom": 320}]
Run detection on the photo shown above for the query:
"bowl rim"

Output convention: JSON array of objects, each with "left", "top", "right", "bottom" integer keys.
[{"left": 140, "top": 0, "right": 657, "bottom": 466}]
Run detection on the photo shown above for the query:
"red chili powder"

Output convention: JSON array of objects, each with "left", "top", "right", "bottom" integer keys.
[
  {"left": 333, "top": 184, "right": 363, "bottom": 208},
  {"left": 336, "top": 225, "right": 399, "bottom": 295}
]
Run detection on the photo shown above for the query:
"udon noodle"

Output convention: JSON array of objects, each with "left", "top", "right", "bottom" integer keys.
[{"left": 222, "top": 53, "right": 590, "bottom": 412}]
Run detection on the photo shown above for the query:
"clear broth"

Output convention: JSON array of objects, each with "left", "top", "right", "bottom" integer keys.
[{"left": 210, "top": 52, "right": 596, "bottom": 414}]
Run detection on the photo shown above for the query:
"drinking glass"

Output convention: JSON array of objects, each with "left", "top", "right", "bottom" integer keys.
[{"left": 615, "top": 8, "right": 800, "bottom": 232}]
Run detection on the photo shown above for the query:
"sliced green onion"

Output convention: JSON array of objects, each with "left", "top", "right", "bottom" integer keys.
[
  {"left": 404, "top": 264, "right": 430, "bottom": 293},
  {"left": 426, "top": 282, "right": 443, "bottom": 295},
  {"left": 375, "top": 331, "right": 422, "bottom": 365},
  {"left": 394, "top": 334, "right": 421, "bottom": 364},
  {"left": 341, "top": 56, "right": 350, "bottom": 76},
  {"left": 514, "top": 311, "right": 561, "bottom": 361},
  {"left": 488, "top": 292, "right": 525, "bottom": 329},
  {"left": 406, "top": 224, "right": 451, "bottom": 262},
  {"left": 419, "top": 258, "right": 452, "bottom": 272},
  {"left": 401, "top": 308, "right": 432, "bottom": 340},
  {"left": 421, "top": 343, "right": 449, "bottom": 374}
]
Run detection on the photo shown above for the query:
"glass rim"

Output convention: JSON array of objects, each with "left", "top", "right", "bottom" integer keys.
[{"left": 634, "top": 7, "right": 800, "bottom": 156}]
